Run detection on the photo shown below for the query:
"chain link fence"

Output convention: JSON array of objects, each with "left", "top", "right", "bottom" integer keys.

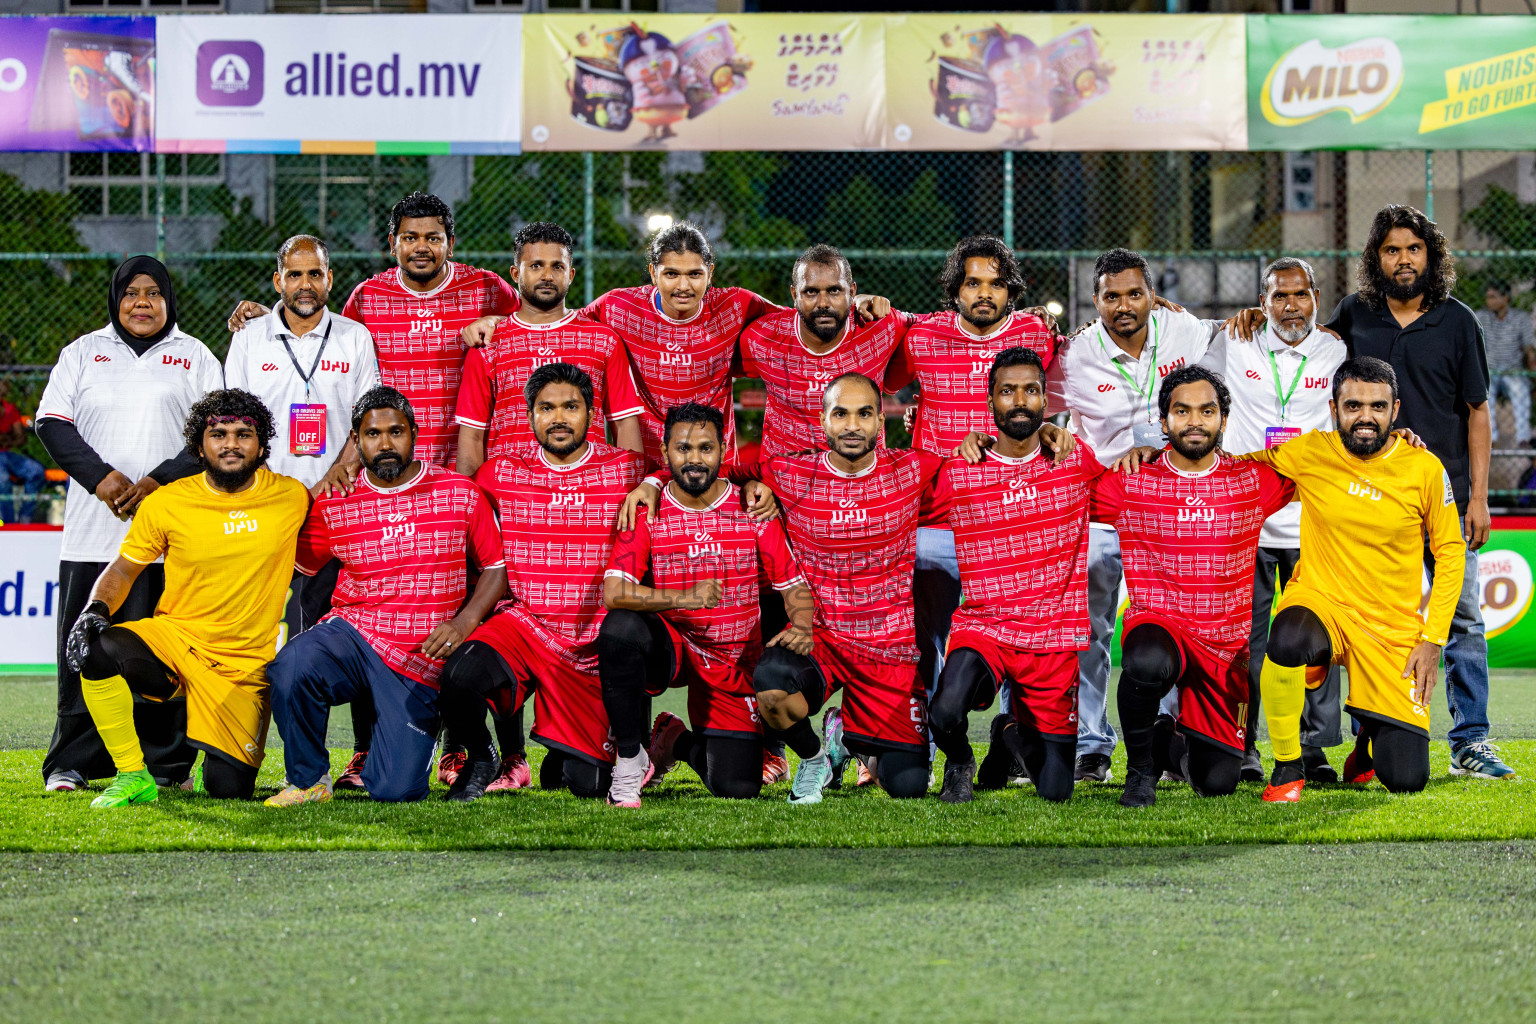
[{"left": 2, "top": 148, "right": 1536, "bottom": 519}]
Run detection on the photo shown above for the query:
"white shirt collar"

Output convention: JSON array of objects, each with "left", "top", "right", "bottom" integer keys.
[
  {"left": 987, "top": 446, "right": 1042, "bottom": 466},
  {"left": 652, "top": 289, "right": 705, "bottom": 326},
  {"left": 822, "top": 450, "right": 877, "bottom": 479},
  {"left": 395, "top": 262, "right": 457, "bottom": 300},
  {"left": 540, "top": 443, "right": 594, "bottom": 473},
  {"left": 1160, "top": 451, "right": 1218, "bottom": 478},
  {"left": 511, "top": 309, "right": 579, "bottom": 331},
  {"left": 955, "top": 310, "right": 1016, "bottom": 341},
  {"left": 359, "top": 463, "right": 429, "bottom": 494},
  {"left": 663, "top": 482, "right": 732, "bottom": 513},
  {"left": 272, "top": 303, "right": 333, "bottom": 341}
]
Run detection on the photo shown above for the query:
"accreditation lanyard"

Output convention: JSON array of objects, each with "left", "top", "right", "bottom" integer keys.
[
  {"left": 1265, "top": 343, "right": 1308, "bottom": 425},
  {"left": 279, "top": 319, "right": 333, "bottom": 398},
  {"left": 1100, "top": 315, "right": 1159, "bottom": 423}
]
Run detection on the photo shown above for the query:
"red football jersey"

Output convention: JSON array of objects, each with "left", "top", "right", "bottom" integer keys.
[
  {"left": 583, "top": 285, "right": 780, "bottom": 466},
  {"left": 884, "top": 310, "right": 1056, "bottom": 457},
  {"left": 606, "top": 483, "right": 803, "bottom": 686},
  {"left": 929, "top": 443, "right": 1104, "bottom": 652},
  {"left": 1090, "top": 452, "right": 1295, "bottom": 659},
  {"left": 343, "top": 263, "right": 520, "bottom": 468},
  {"left": 481, "top": 441, "right": 648, "bottom": 672},
  {"left": 749, "top": 448, "right": 943, "bottom": 667},
  {"left": 455, "top": 309, "right": 644, "bottom": 464},
  {"left": 294, "top": 463, "right": 504, "bottom": 687},
  {"left": 739, "top": 308, "right": 911, "bottom": 458}
]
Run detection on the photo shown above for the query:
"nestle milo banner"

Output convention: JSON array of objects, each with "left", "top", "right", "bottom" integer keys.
[
  {"left": 1111, "top": 527, "right": 1536, "bottom": 668},
  {"left": 1248, "top": 15, "right": 1536, "bottom": 150}
]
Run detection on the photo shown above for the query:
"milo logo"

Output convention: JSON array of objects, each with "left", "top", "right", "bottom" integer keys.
[{"left": 1261, "top": 37, "right": 1403, "bottom": 126}]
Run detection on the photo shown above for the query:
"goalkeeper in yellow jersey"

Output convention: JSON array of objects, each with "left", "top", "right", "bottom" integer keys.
[
  {"left": 1242, "top": 357, "right": 1466, "bottom": 802},
  {"left": 64, "top": 390, "right": 309, "bottom": 808}
]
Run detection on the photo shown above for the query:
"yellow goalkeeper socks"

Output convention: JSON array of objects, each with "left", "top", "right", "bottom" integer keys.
[
  {"left": 80, "top": 674, "right": 146, "bottom": 773},
  {"left": 1260, "top": 657, "right": 1308, "bottom": 763}
]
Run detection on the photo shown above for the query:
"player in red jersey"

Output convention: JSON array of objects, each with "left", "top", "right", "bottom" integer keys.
[
  {"left": 456, "top": 221, "right": 644, "bottom": 475},
  {"left": 599, "top": 403, "right": 814, "bottom": 807},
  {"left": 926, "top": 347, "right": 1104, "bottom": 804},
  {"left": 266, "top": 387, "right": 507, "bottom": 805},
  {"left": 434, "top": 363, "right": 649, "bottom": 801},
  {"left": 1090, "top": 366, "right": 1294, "bottom": 808},
  {"left": 882, "top": 236, "right": 1060, "bottom": 718},
  {"left": 740, "top": 244, "right": 911, "bottom": 459}
]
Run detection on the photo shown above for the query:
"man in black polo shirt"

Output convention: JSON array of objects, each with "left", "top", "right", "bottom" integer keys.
[{"left": 1326, "top": 204, "right": 1513, "bottom": 780}]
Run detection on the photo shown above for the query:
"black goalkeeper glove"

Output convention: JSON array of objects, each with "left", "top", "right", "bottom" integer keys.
[{"left": 65, "top": 600, "right": 110, "bottom": 674}]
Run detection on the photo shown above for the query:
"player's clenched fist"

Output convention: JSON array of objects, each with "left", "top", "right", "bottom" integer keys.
[{"left": 681, "top": 579, "right": 723, "bottom": 610}]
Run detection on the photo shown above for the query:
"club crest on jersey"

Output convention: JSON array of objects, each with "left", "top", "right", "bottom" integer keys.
[
  {"left": 970, "top": 359, "right": 992, "bottom": 374},
  {"left": 688, "top": 531, "right": 722, "bottom": 558},
  {"left": 1002, "top": 482, "right": 1037, "bottom": 506},
  {"left": 1305, "top": 377, "right": 1329, "bottom": 389},
  {"left": 94, "top": 354, "right": 111, "bottom": 363},
  {"left": 551, "top": 489, "right": 586, "bottom": 507},
  {"left": 832, "top": 498, "right": 866, "bottom": 525},
  {"left": 320, "top": 360, "right": 350, "bottom": 374},
  {"left": 409, "top": 313, "right": 443, "bottom": 335},
  {"left": 223, "top": 509, "right": 258, "bottom": 535},
  {"left": 1178, "top": 495, "right": 1214, "bottom": 522},
  {"left": 163, "top": 355, "right": 191, "bottom": 370},
  {"left": 382, "top": 521, "right": 417, "bottom": 542},
  {"left": 659, "top": 351, "right": 693, "bottom": 367},
  {"left": 261, "top": 362, "right": 279, "bottom": 372},
  {"left": 1157, "top": 358, "right": 1187, "bottom": 378},
  {"left": 1348, "top": 480, "right": 1382, "bottom": 501}
]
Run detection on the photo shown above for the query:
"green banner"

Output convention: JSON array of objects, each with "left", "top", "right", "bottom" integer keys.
[
  {"left": 1112, "top": 528, "right": 1536, "bottom": 667},
  {"left": 1247, "top": 15, "right": 1536, "bottom": 151}
]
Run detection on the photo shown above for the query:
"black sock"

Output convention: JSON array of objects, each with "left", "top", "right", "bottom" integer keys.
[
  {"left": 776, "top": 719, "right": 821, "bottom": 760},
  {"left": 1117, "top": 671, "right": 1163, "bottom": 775},
  {"left": 494, "top": 706, "right": 525, "bottom": 759}
]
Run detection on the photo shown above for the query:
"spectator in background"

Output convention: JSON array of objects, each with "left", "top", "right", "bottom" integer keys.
[
  {"left": 1476, "top": 280, "right": 1535, "bottom": 449},
  {"left": 0, "top": 377, "right": 46, "bottom": 524},
  {"left": 33, "top": 255, "right": 223, "bottom": 794}
]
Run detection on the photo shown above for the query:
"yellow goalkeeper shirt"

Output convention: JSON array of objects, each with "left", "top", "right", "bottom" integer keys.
[
  {"left": 119, "top": 467, "right": 310, "bottom": 661},
  {"left": 1242, "top": 430, "right": 1465, "bottom": 648}
]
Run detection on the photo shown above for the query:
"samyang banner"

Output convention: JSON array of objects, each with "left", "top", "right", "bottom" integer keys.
[
  {"left": 154, "top": 14, "right": 522, "bottom": 154},
  {"left": 1248, "top": 15, "right": 1536, "bottom": 151},
  {"left": 883, "top": 14, "right": 1247, "bottom": 152},
  {"left": 0, "top": 16, "right": 155, "bottom": 152},
  {"left": 520, "top": 14, "right": 885, "bottom": 151}
]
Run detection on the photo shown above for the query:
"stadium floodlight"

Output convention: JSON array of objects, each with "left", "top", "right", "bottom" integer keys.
[
  {"left": 646, "top": 212, "right": 674, "bottom": 233},
  {"left": 1045, "top": 300, "right": 1064, "bottom": 317}
]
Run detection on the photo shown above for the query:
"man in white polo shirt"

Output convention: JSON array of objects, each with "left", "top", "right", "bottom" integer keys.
[
  {"left": 1199, "top": 257, "right": 1347, "bottom": 782},
  {"left": 1050, "top": 248, "right": 1224, "bottom": 783},
  {"left": 35, "top": 255, "right": 223, "bottom": 793}
]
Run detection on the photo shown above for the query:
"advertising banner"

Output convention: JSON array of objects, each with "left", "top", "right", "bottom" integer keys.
[
  {"left": 0, "top": 527, "right": 61, "bottom": 670},
  {"left": 1248, "top": 15, "right": 1536, "bottom": 151},
  {"left": 0, "top": 16, "right": 155, "bottom": 152},
  {"left": 520, "top": 14, "right": 884, "bottom": 151},
  {"left": 155, "top": 14, "right": 522, "bottom": 154},
  {"left": 883, "top": 14, "right": 1246, "bottom": 152}
]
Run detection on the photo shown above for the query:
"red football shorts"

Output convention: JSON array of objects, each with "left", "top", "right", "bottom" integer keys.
[
  {"left": 469, "top": 611, "right": 613, "bottom": 765},
  {"left": 813, "top": 640, "right": 927, "bottom": 754},
  {"left": 948, "top": 628, "right": 1079, "bottom": 740},
  {"left": 648, "top": 617, "right": 762, "bottom": 739},
  {"left": 1128, "top": 614, "right": 1250, "bottom": 755}
]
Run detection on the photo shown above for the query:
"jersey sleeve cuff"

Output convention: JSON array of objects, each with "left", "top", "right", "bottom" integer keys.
[
  {"left": 293, "top": 561, "right": 320, "bottom": 577},
  {"left": 609, "top": 405, "right": 646, "bottom": 421},
  {"left": 770, "top": 575, "right": 805, "bottom": 592},
  {"left": 455, "top": 416, "right": 488, "bottom": 429},
  {"left": 1418, "top": 631, "right": 1448, "bottom": 647},
  {"left": 119, "top": 550, "right": 158, "bottom": 566},
  {"left": 604, "top": 569, "right": 639, "bottom": 584},
  {"left": 642, "top": 475, "right": 664, "bottom": 490}
]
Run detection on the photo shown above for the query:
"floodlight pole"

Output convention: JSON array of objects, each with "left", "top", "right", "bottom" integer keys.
[
  {"left": 155, "top": 153, "right": 166, "bottom": 261},
  {"left": 583, "top": 151, "right": 595, "bottom": 306},
  {"left": 1002, "top": 150, "right": 1015, "bottom": 250},
  {"left": 1425, "top": 150, "right": 1435, "bottom": 221}
]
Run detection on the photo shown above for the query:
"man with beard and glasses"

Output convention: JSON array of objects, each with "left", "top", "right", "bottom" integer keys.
[
  {"left": 36, "top": 255, "right": 223, "bottom": 794},
  {"left": 599, "top": 403, "right": 813, "bottom": 807},
  {"left": 266, "top": 388, "right": 506, "bottom": 806},
  {"left": 623, "top": 373, "right": 945, "bottom": 803},
  {"left": 1198, "top": 258, "right": 1347, "bottom": 783},
  {"left": 1050, "top": 247, "right": 1226, "bottom": 786},
  {"left": 1240, "top": 358, "right": 1466, "bottom": 801},
  {"left": 926, "top": 347, "right": 1105, "bottom": 804},
  {"left": 63, "top": 390, "right": 309, "bottom": 807},
  {"left": 1091, "top": 367, "right": 1294, "bottom": 808},
  {"left": 456, "top": 220, "right": 644, "bottom": 476},
  {"left": 433, "top": 364, "right": 649, "bottom": 802}
]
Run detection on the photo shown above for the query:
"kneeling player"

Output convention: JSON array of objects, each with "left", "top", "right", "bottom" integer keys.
[
  {"left": 66, "top": 390, "right": 309, "bottom": 806},
  {"left": 435, "top": 363, "right": 648, "bottom": 801},
  {"left": 927, "top": 348, "right": 1103, "bottom": 803},
  {"left": 1243, "top": 358, "right": 1465, "bottom": 799},
  {"left": 1093, "top": 367, "right": 1293, "bottom": 807},
  {"left": 599, "top": 403, "right": 813, "bottom": 806},
  {"left": 266, "top": 389, "right": 506, "bottom": 805}
]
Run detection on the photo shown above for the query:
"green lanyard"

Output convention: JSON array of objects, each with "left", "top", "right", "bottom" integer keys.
[
  {"left": 1264, "top": 343, "right": 1308, "bottom": 424},
  {"left": 1099, "top": 315, "right": 1160, "bottom": 422}
]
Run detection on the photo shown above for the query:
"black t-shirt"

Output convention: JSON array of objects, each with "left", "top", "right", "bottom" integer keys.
[{"left": 1326, "top": 292, "right": 1489, "bottom": 510}]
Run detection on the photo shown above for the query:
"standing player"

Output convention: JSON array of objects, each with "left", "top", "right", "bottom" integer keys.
[
  {"left": 433, "top": 363, "right": 648, "bottom": 801},
  {"left": 265, "top": 388, "right": 506, "bottom": 805},
  {"left": 64, "top": 390, "right": 308, "bottom": 806},
  {"left": 1199, "top": 257, "right": 1347, "bottom": 782},
  {"left": 883, "top": 236, "right": 1056, "bottom": 734},
  {"left": 740, "top": 244, "right": 910, "bottom": 458},
  {"left": 37, "top": 255, "right": 223, "bottom": 792},
  {"left": 1244, "top": 358, "right": 1468, "bottom": 800},
  {"left": 1050, "top": 247, "right": 1223, "bottom": 784},
  {"left": 455, "top": 221, "right": 644, "bottom": 474},
  {"left": 1092, "top": 367, "right": 1294, "bottom": 807},
  {"left": 599, "top": 403, "right": 813, "bottom": 806},
  {"left": 927, "top": 347, "right": 1103, "bottom": 804}
]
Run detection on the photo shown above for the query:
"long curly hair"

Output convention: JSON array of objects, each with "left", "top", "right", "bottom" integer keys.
[
  {"left": 1358, "top": 205, "right": 1455, "bottom": 312},
  {"left": 939, "top": 235, "right": 1024, "bottom": 309},
  {"left": 183, "top": 389, "right": 277, "bottom": 465}
]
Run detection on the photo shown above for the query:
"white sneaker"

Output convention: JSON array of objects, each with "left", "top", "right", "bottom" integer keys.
[
  {"left": 607, "top": 750, "right": 654, "bottom": 808},
  {"left": 44, "top": 770, "right": 86, "bottom": 792}
]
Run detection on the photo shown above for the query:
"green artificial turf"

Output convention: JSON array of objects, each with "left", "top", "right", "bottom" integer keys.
[{"left": 2, "top": 843, "right": 1533, "bottom": 1023}]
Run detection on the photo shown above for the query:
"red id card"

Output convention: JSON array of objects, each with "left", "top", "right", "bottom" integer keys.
[
  {"left": 1265, "top": 426, "right": 1302, "bottom": 449},
  {"left": 290, "top": 403, "right": 327, "bottom": 456}
]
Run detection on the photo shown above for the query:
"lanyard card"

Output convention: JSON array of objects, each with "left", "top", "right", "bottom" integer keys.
[
  {"left": 1132, "top": 421, "right": 1165, "bottom": 449},
  {"left": 290, "top": 403, "right": 327, "bottom": 457},
  {"left": 1265, "top": 426, "right": 1302, "bottom": 450}
]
